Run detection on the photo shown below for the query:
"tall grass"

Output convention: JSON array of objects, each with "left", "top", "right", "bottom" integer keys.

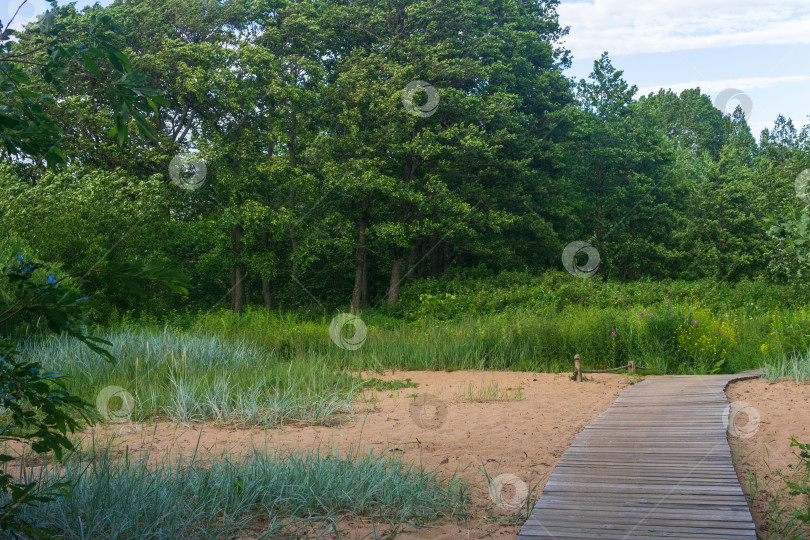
[
  {"left": 190, "top": 300, "right": 805, "bottom": 375},
  {"left": 20, "top": 327, "right": 358, "bottom": 426},
  {"left": 19, "top": 276, "right": 810, "bottom": 425},
  {"left": 764, "top": 348, "right": 810, "bottom": 383},
  {"left": 16, "top": 445, "right": 469, "bottom": 538}
]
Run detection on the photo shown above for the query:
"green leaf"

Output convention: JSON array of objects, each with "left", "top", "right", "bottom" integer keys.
[
  {"left": 80, "top": 53, "right": 101, "bottom": 76},
  {"left": 132, "top": 111, "right": 158, "bottom": 140},
  {"left": 107, "top": 48, "right": 132, "bottom": 73}
]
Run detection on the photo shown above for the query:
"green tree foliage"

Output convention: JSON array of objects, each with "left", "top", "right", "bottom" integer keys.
[
  {"left": 1, "top": 0, "right": 808, "bottom": 317},
  {"left": 0, "top": 1, "right": 163, "bottom": 169},
  {"left": 564, "top": 53, "right": 686, "bottom": 280},
  {"left": 636, "top": 88, "right": 726, "bottom": 158}
]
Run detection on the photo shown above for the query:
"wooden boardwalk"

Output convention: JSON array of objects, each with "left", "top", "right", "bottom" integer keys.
[{"left": 518, "top": 372, "right": 760, "bottom": 539}]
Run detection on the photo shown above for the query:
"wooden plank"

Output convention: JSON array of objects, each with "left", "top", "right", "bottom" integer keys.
[{"left": 517, "top": 371, "right": 760, "bottom": 539}]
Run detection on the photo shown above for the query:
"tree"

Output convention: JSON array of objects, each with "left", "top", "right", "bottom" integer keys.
[
  {"left": 566, "top": 53, "right": 685, "bottom": 280},
  {"left": 314, "top": 0, "right": 572, "bottom": 309},
  {"left": 687, "top": 108, "right": 768, "bottom": 278},
  {"left": 635, "top": 88, "right": 726, "bottom": 158},
  {"left": 1, "top": 1, "right": 163, "bottom": 170}
]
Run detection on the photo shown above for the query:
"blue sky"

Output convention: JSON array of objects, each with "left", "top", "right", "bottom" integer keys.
[
  {"left": 559, "top": 0, "right": 810, "bottom": 137},
  {"left": 4, "top": 0, "right": 809, "bottom": 137}
]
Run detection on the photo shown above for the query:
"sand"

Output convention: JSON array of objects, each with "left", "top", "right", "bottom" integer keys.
[
  {"left": 726, "top": 378, "right": 810, "bottom": 538},
  {"left": 85, "top": 370, "right": 633, "bottom": 538},
  {"left": 14, "top": 372, "right": 807, "bottom": 537},
  {"left": 10, "top": 371, "right": 807, "bottom": 537}
]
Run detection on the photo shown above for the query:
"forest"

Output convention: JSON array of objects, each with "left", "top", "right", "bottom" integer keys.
[
  {"left": 1, "top": 0, "right": 810, "bottom": 538},
  {"left": 1, "top": 0, "right": 808, "bottom": 317}
]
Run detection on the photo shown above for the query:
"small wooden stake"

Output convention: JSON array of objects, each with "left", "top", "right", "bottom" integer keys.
[
  {"left": 573, "top": 354, "right": 582, "bottom": 382},
  {"left": 628, "top": 360, "right": 636, "bottom": 374}
]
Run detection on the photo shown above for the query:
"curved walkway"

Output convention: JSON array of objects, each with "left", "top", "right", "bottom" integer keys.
[{"left": 518, "top": 372, "right": 761, "bottom": 539}]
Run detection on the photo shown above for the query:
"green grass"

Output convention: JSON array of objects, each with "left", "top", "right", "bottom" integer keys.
[
  {"left": 89, "top": 272, "right": 808, "bottom": 380},
  {"left": 454, "top": 380, "right": 523, "bottom": 402},
  {"left": 18, "top": 280, "right": 809, "bottom": 426},
  {"left": 187, "top": 298, "right": 807, "bottom": 375},
  {"left": 15, "top": 444, "right": 470, "bottom": 538},
  {"left": 20, "top": 327, "right": 359, "bottom": 426},
  {"left": 764, "top": 348, "right": 810, "bottom": 383},
  {"left": 357, "top": 377, "right": 419, "bottom": 391}
]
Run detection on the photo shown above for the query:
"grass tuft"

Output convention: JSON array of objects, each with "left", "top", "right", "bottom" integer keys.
[
  {"left": 454, "top": 380, "right": 523, "bottom": 402},
  {"left": 19, "top": 327, "right": 358, "bottom": 426},
  {"left": 764, "top": 348, "right": 810, "bottom": 383},
  {"left": 14, "top": 444, "right": 470, "bottom": 538}
]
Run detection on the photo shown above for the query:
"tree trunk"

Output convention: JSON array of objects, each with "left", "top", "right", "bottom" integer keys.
[
  {"left": 596, "top": 200, "right": 607, "bottom": 281},
  {"left": 388, "top": 258, "right": 403, "bottom": 305},
  {"left": 351, "top": 218, "right": 369, "bottom": 313},
  {"left": 231, "top": 266, "right": 246, "bottom": 313},
  {"left": 288, "top": 192, "right": 299, "bottom": 279},
  {"left": 405, "top": 249, "right": 417, "bottom": 280},
  {"left": 261, "top": 230, "right": 273, "bottom": 311},
  {"left": 262, "top": 280, "right": 273, "bottom": 311},
  {"left": 430, "top": 235, "right": 440, "bottom": 277},
  {"left": 417, "top": 239, "right": 426, "bottom": 278},
  {"left": 231, "top": 225, "right": 246, "bottom": 313},
  {"left": 288, "top": 112, "right": 299, "bottom": 279},
  {"left": 361, "top": 252, "right": 370, "bottom": 307}
]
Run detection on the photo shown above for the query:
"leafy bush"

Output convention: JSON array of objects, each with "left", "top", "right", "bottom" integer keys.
[
  {"left": 672, "top": 302, "right": 738, "bottom": 372},
  {"left": 389, "top": 271, "right": 807, "bottom": 320},
  {"left": 0, "top": 245, "right": 101, "bottom": 536}
]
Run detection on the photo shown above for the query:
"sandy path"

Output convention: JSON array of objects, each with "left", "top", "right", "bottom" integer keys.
[
  {"left": 726, "top": 378, "right": 810, "bottom": 539},
  {"left": 85, "top": 370, "right": 633, "bottom": 538}
]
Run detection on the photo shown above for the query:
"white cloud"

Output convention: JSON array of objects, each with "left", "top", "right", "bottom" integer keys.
[
  {"left": 558, "top": 0, "right": 810, "bottom": 58},
  {"left": 635, "top": 75, "right": 810, "bottom": 97}
]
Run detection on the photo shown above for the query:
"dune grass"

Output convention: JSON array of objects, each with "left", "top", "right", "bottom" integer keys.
[
  {"left": 15, "top": 291, "right": 808, "bottom": 428},
  {"left": 20, "top": 327, "right": 359, "bottom": 426},
  {"left": 15, "top": 444, "right": 470, "bottom": 539},
  {"left": 764, "top": 347, "right": 810, "bottom": 383}
]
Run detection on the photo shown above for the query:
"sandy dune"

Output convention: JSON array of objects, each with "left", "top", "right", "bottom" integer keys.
[
  {"left": 87, "top": 370, "right": 633, "bottom": 538},
  {"left": 727, "top": 378, "right": 810, "bottom": 539}
]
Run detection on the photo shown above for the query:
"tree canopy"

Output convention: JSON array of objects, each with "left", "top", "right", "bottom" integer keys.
[{"left": 1, "top": 0, "right": 808, "bottom": 318}]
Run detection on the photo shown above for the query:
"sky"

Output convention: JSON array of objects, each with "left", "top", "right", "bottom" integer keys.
[
  {"left": 558, "top": 0, "right": 810, "bottom": 136},
  {"left": 3, "top": 0, "right": 809, "bottom": 138}
]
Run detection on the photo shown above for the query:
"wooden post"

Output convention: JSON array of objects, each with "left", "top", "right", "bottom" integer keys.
[
  {"left": 573, "top": 354, "right": 582, "bottom": 382},
  {"left": 628, "top": 360, "right": 636, "bottom": 374}
]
